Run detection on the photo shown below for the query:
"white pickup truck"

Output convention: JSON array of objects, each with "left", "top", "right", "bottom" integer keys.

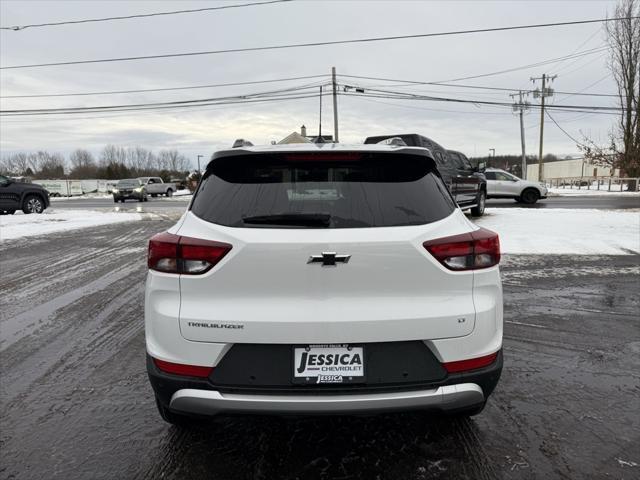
[{"left": 138, "top": 177, "right": 176, "bottom": 197}]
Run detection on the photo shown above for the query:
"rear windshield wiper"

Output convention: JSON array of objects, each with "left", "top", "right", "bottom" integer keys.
[{"left": 242, "top": 213, "right": 331, "bottom": 227}]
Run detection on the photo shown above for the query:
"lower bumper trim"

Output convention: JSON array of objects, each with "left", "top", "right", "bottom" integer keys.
[{"left": 169, "top": 383, "right": 484, "bottom": 416}]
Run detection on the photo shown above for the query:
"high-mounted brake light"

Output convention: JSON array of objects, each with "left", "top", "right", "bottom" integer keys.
[
  {"left": 148, "top": 232, "right": 231, "bottom": 274},
  {"left": 153, "top": 358, "right": 213, "bottom": 378},
  {"left": 423, "top": 228, "right": 500, "bottom": 271},
  {"left": 442, "top": 352, "right": 498, "bottom": 373},
  {"left": 283, "top": 153, "right": 363, "bottom": 162}
]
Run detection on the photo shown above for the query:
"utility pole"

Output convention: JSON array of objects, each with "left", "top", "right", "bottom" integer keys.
[
  {"left": 332, "top": 66, "right": 339, "bottom": 143},
  {"left": 318, "top": 85, "right": 322, "bottom": 138},
  {"left": 197, "top": 154, "right": 203, "bottom": 173},
  {"left": 510, "top": 91, "right": 530, "bottom": 179},
  {"left": 531, "top": 74, "right": 556, "bottom": 181}
]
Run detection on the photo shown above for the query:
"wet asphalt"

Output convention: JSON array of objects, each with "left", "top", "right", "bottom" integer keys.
[{"left": 1, "top": 213, "right": 639, "bottom": 479}]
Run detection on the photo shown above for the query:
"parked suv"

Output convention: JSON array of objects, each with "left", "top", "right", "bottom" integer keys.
[
  {"left": 112, "top": 178, "right": 148, "bottom": 203},
  {"left": 364, "top": 134, "right": 487, "bottom": 216},
  {"left": 0, "top": 174, "right": 50, "bottom": 214},
  {"left": 484, "top": 168, "right": 548, "bottom": 204},
  {"left": 145, "top": 143, "right": 503, "bottom": 425}
]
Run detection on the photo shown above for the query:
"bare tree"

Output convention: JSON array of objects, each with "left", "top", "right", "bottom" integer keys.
[
  {"left": 69, "top": 149, "right": 97, "bottom": 179},
  {"left": 157, "top": 149, "right": 191, "bottom": 172},
  {"left": 126, "top": 146, "right": 155, "bottom": 174},
  {"left": 606, "top": 0, "right": 640, "bottom": 176},
  {"left": 31, "top": 151, "right": 66, "bottom": 179},
  {"left": 0, "top": 152, "right": 30, "bottom": 175},
  {"left": 99, "top": 144, "right": 127, "bottom": 166}
]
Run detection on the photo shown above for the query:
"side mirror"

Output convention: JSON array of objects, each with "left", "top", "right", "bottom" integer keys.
[{"left": 476, "top": 162, "right": 486, "bottom": 172}]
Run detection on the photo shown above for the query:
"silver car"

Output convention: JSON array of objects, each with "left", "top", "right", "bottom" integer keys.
[{"left": 484, "top": 169, "right": 548, "bottom": 204}]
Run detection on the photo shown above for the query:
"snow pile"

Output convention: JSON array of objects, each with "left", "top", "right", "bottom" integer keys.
[
  {"left": 548, "top": 187, "right": 640, "bottom": 197},
  {"left": 173, "top": 189, "right": 192, "bottom": 196},
  {"left": 475, "top": 208, "right": 640, "bottom": 255},
  {"left": 0, "top": 209, "right": 143, "bottom": 241},
  {"left": 50, "top": 194, "right": 113, "bottom": 201}
]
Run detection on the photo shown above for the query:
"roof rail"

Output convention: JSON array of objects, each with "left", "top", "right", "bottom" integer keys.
[{"left": 232, "top": 139, "right": 254, "bottom": 148}]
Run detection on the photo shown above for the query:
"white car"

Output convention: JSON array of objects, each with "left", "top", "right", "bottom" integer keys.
[
  {"left": 484, "top": 168, "right": 548, "bottom": 204},
  {"left": 145, "top": 142, "right": 503, "bottom": 425}
]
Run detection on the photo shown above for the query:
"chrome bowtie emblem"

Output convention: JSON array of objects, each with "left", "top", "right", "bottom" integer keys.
[{"left": 307, "top": 252, "right": 351, "bottom": 267}]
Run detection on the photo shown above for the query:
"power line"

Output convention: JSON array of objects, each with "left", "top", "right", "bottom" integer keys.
[
  {"left": 0, "top": 93, "right": 313, "bottom": 124},
  {"left": 0, "top": 93, "right": 323, "bottom": 117},
  {"left": 0, "top": 0, "right": 292, "bottom": 31},
  {"left": 546, "top": 110, "right": 584, "bottom": 145},
  {"left": 0, "top": 79, "right": 623, "bottom": 117},
  {"left": 432, "top": 46, "right": 608, "bottom": 83},
  {"left": 0, "top": 82, "right": 330, "bottom": 115},
  {"left": 338, "top": 86, "right": 624, "bottom": 112},
  {"left": 1, "top": 17, "right": 636, "bottom": 70},
  {"left": 339, "top": 72, "right": 617, "bottom": 97},
  {"left": 0, "top": 74, "right": 328, "bottom": 98},
  {"left": 556, "top": 74, "right": 611, "bottom": 102}
]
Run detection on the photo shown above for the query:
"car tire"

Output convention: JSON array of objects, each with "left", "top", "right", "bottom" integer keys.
[
  {"left": 22, "top": 194, "right": 45, "bottom": 214},
  {"left": 143, "top": 195, "right": 148, "bottom": 202},
  {"left": 151, "top": 194, "right": 157, "bottom": 198},
  {"left": 470, "top": 190, "right": 486, "bottom": 217},
  {"left": 120, "top": 199, "right": 125, "bottom": 203},
  {"left": 113, "top": 198, "right": 118, "bottom": 203},
  {"left": 166, "top": 189, "right": 173, "bottom": 197},
  {"left": 520, "top": 188, "right": 540, "bottom": 204},
  {"left": 155, "top": 397, "right": 192, "bottom": 428}
]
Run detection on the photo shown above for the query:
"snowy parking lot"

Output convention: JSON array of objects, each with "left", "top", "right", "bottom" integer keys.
[{"left": 1, "top": 197, "right": 639, "bottom": 479}]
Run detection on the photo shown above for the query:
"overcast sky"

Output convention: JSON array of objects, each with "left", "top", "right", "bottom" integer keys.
[{"left": 0, "top": 0, "right": 619, "bottom": 167}]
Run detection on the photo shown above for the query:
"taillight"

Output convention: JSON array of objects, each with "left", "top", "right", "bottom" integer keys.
[
  {"left": 153, "top": 358, "right": 213, "bottom": 378},
  {"left": 423, "top": 228, "right": 500, "bottom": 271},
  {"left": 148, "top": 232, "right": 231, "bottom": 274},
  {"left": 442, "top": 352, "right": 498, "bottom": 373}
]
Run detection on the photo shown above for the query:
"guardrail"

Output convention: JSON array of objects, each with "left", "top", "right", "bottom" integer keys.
[{"left": 545, "top": 176, "right": 640, "bottom": 192}]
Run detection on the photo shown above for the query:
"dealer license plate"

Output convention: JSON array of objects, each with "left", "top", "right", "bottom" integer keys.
[{"left": 293, "top": 345, "right": 365, "bottom": 384}]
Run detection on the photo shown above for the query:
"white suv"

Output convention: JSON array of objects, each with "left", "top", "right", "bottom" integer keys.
[
  {"left": 145, "top": 142, "right": 503, "bottom": 425},
  {"left": 484, "top": 168, "right": 548, "bottom": 204}
]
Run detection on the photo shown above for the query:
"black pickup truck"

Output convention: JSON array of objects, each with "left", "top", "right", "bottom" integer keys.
[
  {"left": 0, "top": 175, "right": 50, "bottom": 214},
  {"left": 364, "top": 134, "right": 487, "bottom": 216}
]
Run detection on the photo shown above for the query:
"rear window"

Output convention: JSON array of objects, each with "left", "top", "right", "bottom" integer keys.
[{"left": 191, "top": 152, "right": 456, "bottom": 228}]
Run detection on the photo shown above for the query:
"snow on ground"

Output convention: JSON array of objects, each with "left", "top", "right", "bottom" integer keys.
[
  {"left": 548, "top": 187, "right": 640, "bottom": 197},
  {"left": 50, "top": 194, "right": 113, "bottom": 201},
  {"left": 475, "top": 208, "right": 640, "bottom": 255},
  {"left": 0, "top": 209, "right": 143, "bottom": 241},
  {"left": 173, "top": 189, "right": 192, "bottom": 196}
]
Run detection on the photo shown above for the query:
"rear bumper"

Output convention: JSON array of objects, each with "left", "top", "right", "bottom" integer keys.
[
  {"left": 147, "top": 350, "right": 502, "bottom": 416},
  {"left": 169, "top": 383, "right": 484, "bottom": 415}
]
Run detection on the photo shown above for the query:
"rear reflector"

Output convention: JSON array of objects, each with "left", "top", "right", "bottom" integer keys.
[
  {"left": 442, "top": 352, "right": 498, "bottom": 373},
  {"left": 423, "top": 228, "right": 500, "bottom": 271},
  {"left": 153, "top": 358, "right": 213, "bottom": 378},
  {"left": 148, "top": 232, "right": 231, "bottom": 274}
]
